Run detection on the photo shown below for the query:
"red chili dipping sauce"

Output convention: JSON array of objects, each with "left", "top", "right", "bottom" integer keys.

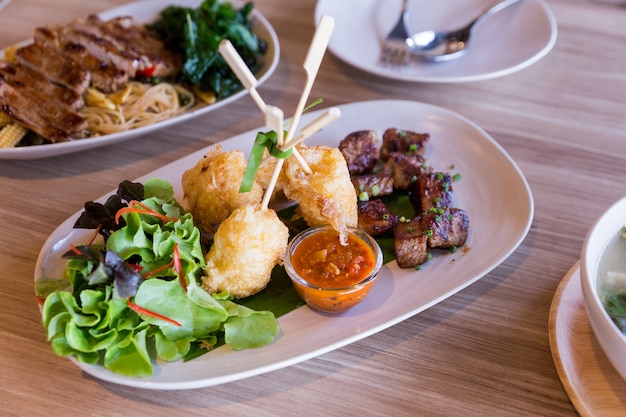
[
  {"left": 291, "top": 229, "right": 376, "bottom": 288},
  {"left": 285, "top": 226, "right": 382, "bottom": 313}
]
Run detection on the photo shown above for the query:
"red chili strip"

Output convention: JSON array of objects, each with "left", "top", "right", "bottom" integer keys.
[
  {"left": 69, "top": 243, "right": 83, "bottom": 256},
  {"left": 173, "top": 243, "right": 187, "bottom": 292},
  {"left": 126, "top": 297, "right": 181, "bottom": 327},
  {"left": 115, "top": 200, "right": 178, "bottom": 225},
  {"left": 142, "top": 260, "right": 174, "bottom": 278},
  {"left": 87, "top": 224, "right": 103, "bottom": 245},
  {"left": 137, "top": 64, "right": 156, "bottom": 77}
]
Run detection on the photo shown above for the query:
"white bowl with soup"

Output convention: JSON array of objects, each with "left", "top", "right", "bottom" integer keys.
[{"left": 581, "top": 196, "right": 626, "bottom": 381}]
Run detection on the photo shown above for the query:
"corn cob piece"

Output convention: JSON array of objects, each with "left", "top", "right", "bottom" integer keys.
[
  {"left": 0, "top": 111, "right": 13, "bottom": 128},
  {"left": 3, "top": 45, "right": 18, "bottom": 63},
  {"left": 85, "top": 87, "right": 116, "bottom": 110},
  {"left": 0, "top": 123, "right": 28, "bottom": 148}
]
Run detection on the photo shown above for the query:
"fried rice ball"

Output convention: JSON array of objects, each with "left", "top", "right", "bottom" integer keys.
[
  {"left": 181, "top": 145, "right": 264, "bottom": 236},
  {"left": 282, "top": 144, "right": 358, "bottom": 241},
  {"left": 202, "top": 204, "right": 289, "bottom": 298}
]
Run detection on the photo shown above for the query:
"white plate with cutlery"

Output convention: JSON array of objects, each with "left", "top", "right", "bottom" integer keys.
[{"left": 315, "top": 0, "right": 557, "bottom": 83}]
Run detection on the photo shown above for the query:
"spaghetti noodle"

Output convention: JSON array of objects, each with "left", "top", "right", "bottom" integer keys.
[{"left": 79, "top": 82, "right": 196, "bottom": 136}]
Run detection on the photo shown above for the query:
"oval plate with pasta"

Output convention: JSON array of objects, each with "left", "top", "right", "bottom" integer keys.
[{"left": 0, "top": 0, "right": 279, "bottom": 160}]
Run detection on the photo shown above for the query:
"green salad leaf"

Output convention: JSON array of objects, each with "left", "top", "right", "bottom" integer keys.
[
  {"left": 39, "top": 178, "right": 280, "bottom": 377},
  {"left": 36, "top": 176, "right": 412, "bottom": 377}
]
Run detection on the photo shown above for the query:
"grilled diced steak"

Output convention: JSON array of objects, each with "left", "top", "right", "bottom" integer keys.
[
  {"left": 34, "top": 27, "right": 130, "bottom": 93},
  {"left": 394, "top": 217, "right": 429, "bottom": 268},
  {"left": 86, "top": 15, "right": 180, "bottom": 77},
  {"left": 0, "top": 79, "right": 68, "bottom": 142},
  {"left": 357, "top": 199, "right": 398, "bottom": 236},
  {"left": 15, "top": 42, "right": 90, "bottom": 95},
  {"left": 383, "top": 152, "right": 430, "bottom": 191},
  {"left": 380, "top": 128, "right": 429, "bottom": 160},
  {"left": 410, "top": 171, "right": 453, "bottom": 215},
  {"left": 342, "top": 125, "right": 470, "bottom": 268},
  {"left": 421, "top": 208, "right": 469, "bottom": 248},
  {"left": 0, "top": 61, "right": 84, "bottom": 110},
  {"left": 338, "top": 130, "right": 380, "bottom": 175},
  {"left": 352, "top": 174, "right": 394, "bottom": 199}
]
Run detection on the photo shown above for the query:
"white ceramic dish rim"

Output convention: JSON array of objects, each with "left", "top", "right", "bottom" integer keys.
[
  {"left": 580, "top": 196, "right": 626, "bottom": 382},
  {"left": 0, "top": 0, "right": 280, "bottom": 160},
  {"left": 35, "top": 99, "right": 534, "bottom": 389},
  {"left": 314, "top": 0, "right": 557, "bottom": 83}
]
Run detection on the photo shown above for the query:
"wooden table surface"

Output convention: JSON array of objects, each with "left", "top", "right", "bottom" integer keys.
[{"left": 1, "top": 0, "right": 625, "bottom": 415}]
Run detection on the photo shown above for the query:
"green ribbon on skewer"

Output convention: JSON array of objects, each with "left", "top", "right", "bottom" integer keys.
[{"left": 239, "top": 130, "right": 292, "bottom": 193}]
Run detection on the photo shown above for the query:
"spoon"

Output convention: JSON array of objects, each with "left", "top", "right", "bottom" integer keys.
[{"left": 406, "top": 0, "right": 523, "bottom": 62}]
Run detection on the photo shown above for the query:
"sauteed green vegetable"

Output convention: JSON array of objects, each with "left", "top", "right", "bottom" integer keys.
[{"left": 148, "top": 0, "right": 267, "bottom": 99}]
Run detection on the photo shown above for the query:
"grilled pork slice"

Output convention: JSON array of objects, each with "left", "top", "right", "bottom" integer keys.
[
  {"left": 410, "top": 171, "right": 454, "bottom": 215},
  {"left": 0, "top": 61, "right": 83, "bottom": 110},
  {"left": 380, "top": 128, "right": 430, "bottom": 160},
  {"left": 34, "top": 27, "right": 129, "bottom": 93},
  {"left": 394, "top": 217, "right": 429, "bottom": 268},
  {"left": 0, "top": 63, "right": 87, "bottom": 136},
  {"left": 383, "top": 152, "right": 431, "bottom": 191},
  {"left": 86, "top": 15, "right": 180, "bottom": 77},
  {"left": 0, "top": 79, "right": 68, "bottom": 142},
  {"left": 338, "top": 130, "right": 380, "bottom": 175},
  {"left": 352, "top": 174, "right": 394, "bottom": 199},
  {"left": 15, "top": 42, "right": 91, "bottom": 95},
  {"left": 421, "top": 208, "right": 469, "bottom": 248},
  {"left": 357, "top": 199, "right": 398, "bottom": 236},
  {"left": 61, "top": 20, "right": 138, "bottom": 77}
]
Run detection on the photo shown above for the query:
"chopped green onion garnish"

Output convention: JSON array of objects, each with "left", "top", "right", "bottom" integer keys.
[{"left": 239, "top": 131, "right": 292, "bottom": 193}]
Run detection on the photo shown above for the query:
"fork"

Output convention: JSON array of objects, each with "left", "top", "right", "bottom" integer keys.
[{"left": 379, "top": 0, "right": 411, "bottom": 66}]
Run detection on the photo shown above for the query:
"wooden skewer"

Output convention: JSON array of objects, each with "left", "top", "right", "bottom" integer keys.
[
  {"left": 265, "top": 105, "right": 284, "bottom": 146},
  {"left": 261, "top": 16, "right": 335, "bottom": 210},
  {"left": 264, "top": 105, "right": 313, "bottom": 194},
  {"left": 257, "top": 107, "right": 341, "bottom": 169},
  {"left": 220, "top": 39, "right": 311, "bottom": 183},
  {"left": 282, "top": 107, "right": 341, "bottom": 150},
  {"left": 268, "top": 105, "right": 311, "bottom": 173},
  {"left": 284, "top": 16, "right": 335, "bottom": 146},
  {"left": 219, "top": 39, "right": 266, "bottom": 112}
]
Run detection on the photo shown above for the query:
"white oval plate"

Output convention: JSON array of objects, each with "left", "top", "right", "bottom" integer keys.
[
  {"left": 36, "top": 99, "right": 534, "bottom": 389},
  {"left": 0, "top": 0, "right": 279, "bottom": 160},
  {"left": 315, "top": 0, "right": 557, "bottom": 83}
]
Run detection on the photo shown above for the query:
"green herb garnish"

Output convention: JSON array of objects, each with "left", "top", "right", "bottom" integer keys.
[{"left": 239, "top": 130, "right": 293, "bottom": 193}]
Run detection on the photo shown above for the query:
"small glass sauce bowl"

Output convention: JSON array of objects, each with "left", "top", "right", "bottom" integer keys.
[{"left": 284, "top": 226, "right": 383, "bottom": 313}]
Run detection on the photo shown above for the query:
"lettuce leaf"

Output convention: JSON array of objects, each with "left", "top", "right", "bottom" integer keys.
[{"left": 39, "top": 178, "right": 281, "bottom": 377}]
